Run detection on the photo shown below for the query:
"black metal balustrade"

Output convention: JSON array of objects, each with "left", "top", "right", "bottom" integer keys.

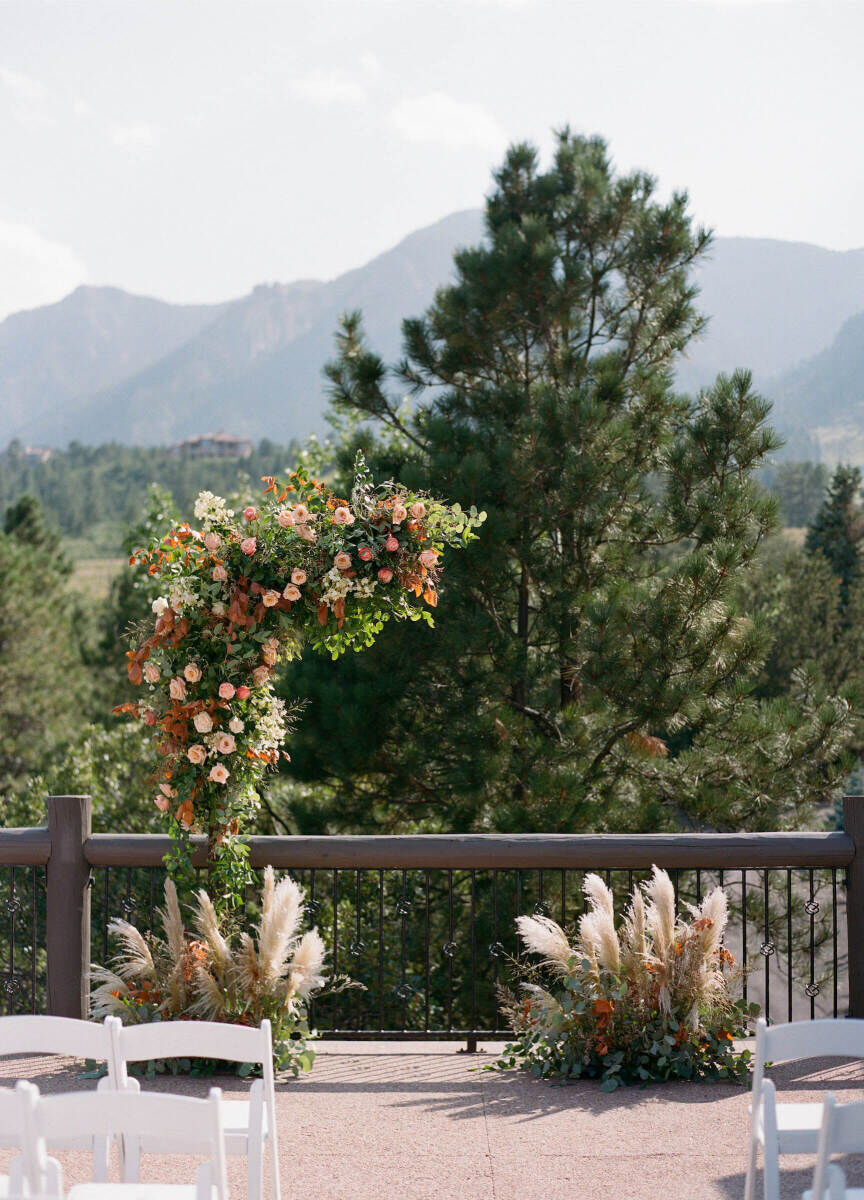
[{"left": 0, "top": 797, "right": 862, "bottom": 1040}]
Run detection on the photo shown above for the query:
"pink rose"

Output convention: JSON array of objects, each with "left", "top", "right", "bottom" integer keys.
[
  {"left": 277, "top": 508, "right": 294, "bottom": 528},
  {"left": 204, "top": 532, "right": 221, "bottom": 552},
  {"left": 292, "top": 504, "right": 310, "bottom": 524},
  {"left": 216, "top": 733, "right": 236, "bottom": 755},
  {"left": 212, "top": 564, "right": 228, "bottom": 582},
  {"left": 143, "top": 662, "right": 160, "bottom": 684},
  {"left": 282, "top": 584, "right": 301, "bottom": 602},
  {"left": 252, "top": 665, "right": 270, "bottom": 687},
  {"left": 159, "top": 783, "right": 176, "bottom": 798},
  {"left": 334, "top": 551, "right": 352, "bottom": 571},
  {"left": 419, "top": 549, "right": 438, "bottom": 569},
  {"left": 377, "top": 568, "right": 393, "bottom": 583},
  {"left": 218, "top": 682, "right": 236, "bottom": 700},
  {"left": 410, "top": 501, "right": 426, "bottom": 519},
  {"left": 187, "top": 744, "right": 207, "bottom": 765},
  {"left": 183, "top": 662, "right": 201, "bottom": 683},
  {"left": 169, "top": 677, "right": 186, "bottom": 702},
  {"left": 209, "top": 764, "right": 229, "bottom": 785},
  {"left": 143, "top": 708, "right": 157, "bottom": 726},
  {"left": 243, "top": 506, "right": 258, "bottom": 522},
  {"left": 154, "top": 795, "right": 170, "bottom": 812},
  {"left": 193, "top": 711, "right": 213, "bottom": 734},
  {"left": 290, "top": 567, "right": 307, "bottom": 585},
  {"left": 385, "top": 536, "right": 399, "bottom": 553},
  {"left": 262, "top": 589, "right": 281, "bottom": 607},
  {"left": 235, "top": 685, "right": 250, "bottom": 700},
  {"left": 392, "top": 503, "right": 408, "bottom": 524},
  {"left": 240, "top": 537, "right": 257, "bottom": 556},
  {"left": 358, "top": 546, "right": 373, "bottom": 562},
  {"left": 333, "top": 506, "right": 355, "bottom": 526}
]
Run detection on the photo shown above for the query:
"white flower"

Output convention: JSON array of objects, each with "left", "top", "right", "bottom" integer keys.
[
  {"left": 212, "top": 601, "right": 226, "bottom": 616},
  {"left": 151, "top": 596, "right": 169, "bottom": 616},
  {"left": 193, "top": 491, "right": 234, "bottom": 524},
  {"left": 168, "top": 577, "right": 201, "bottom": 614},
  {"left": 229, "top": 717, "right": 244, "bottom": 734}
]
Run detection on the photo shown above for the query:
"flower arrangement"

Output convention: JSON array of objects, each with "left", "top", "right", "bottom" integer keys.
[
  {"left": 495, "top": 867, "right": 757, "bottom": 1090},
  {"left": 92, "top": 867, "right": 338, "bottom": 1076},
  {"left": 115, "top": 453, "right": 484, "bottom": 898}
]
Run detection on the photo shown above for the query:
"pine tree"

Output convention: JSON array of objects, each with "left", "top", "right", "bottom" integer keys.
[
  {"left": 805, "top": 464, "right": 864, "bottom": 605},
  {"left": 279, "top": 132, "right": 853, "bottom": 834}
]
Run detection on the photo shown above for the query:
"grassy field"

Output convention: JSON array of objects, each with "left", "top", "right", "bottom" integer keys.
[{"left": 69, "top": 556, "right": 124, "bottom": 600}]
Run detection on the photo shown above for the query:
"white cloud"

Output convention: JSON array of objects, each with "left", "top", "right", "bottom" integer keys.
[
  {"left": 389, "top": 92, "right": 505, "bottom": 151},
  {"left": 0, "top": 220, "right": 88, "bottom": 321},
  {"left": 110, "top": 121, "right": 160, "bottom": 151},
  {"left": 290, "top": 70, "right": 368, "bottom": 107}
]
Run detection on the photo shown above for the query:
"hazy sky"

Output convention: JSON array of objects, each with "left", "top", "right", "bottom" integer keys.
[{"left": 1, "top": 0, "right": 862, "bottom": 319}]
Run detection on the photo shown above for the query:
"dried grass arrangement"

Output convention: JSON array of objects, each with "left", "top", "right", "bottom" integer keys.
[
  {"left": 92, "top": 866, "right": 342, "bottom": 1076},
  {"left": 495, "top": 866, "right": 757, "bottom": 1089}
]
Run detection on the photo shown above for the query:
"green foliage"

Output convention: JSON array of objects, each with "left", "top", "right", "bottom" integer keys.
[
  {"left": 805, "top": 464, "right": 864, "bottom": 605},
  {"left": 279, "top": 130, "right": 854, "bottom": 835},
  {"left": 762, "top": 461, "right": 829, "bottom": 528}
]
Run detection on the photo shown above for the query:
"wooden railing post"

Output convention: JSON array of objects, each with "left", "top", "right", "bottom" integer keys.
[
  {"left": 46, "top": 795, "right": 92, "bottom": 1019},
  {"left": 844, "top": 795, "right": 864, "bottom": 1017}
]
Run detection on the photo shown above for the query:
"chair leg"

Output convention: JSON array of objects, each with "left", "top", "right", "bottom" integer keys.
[
  {"left": 744, "top": 1134, "right": 758, "bottom": 1200},
  {"left": 762, "top": 1144, "right": 781, "bottom": 1200},
  {"left": 268, "top": 1125, "right": 281, "bottom": 1200},
  {"left": 247, "top": 1131, "right": 264, "bottom": 1200}
]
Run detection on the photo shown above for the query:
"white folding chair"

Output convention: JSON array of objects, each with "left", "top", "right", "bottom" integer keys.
[
  {"left": 0, "top": 1015, "right": 120, "bottom": 1179},
  {"left": 804, "top": 1093, "right": 864, "bottom": 1200},
  {"left": 109, "top": 1020, "right": 280, "bottom": 1200},
  {"left": 30, "top": 1088, "right": 228, "bottom": 1200},
  {"left": 0, "top": 1080, "right": 39, "bottom": 1196},
  {"left": 746, "top": 1018, "right": 864, "bottom": 1200}
]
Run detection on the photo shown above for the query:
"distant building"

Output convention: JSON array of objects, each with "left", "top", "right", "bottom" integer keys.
[
  {"left": 170, "top": 431, "right": 253, "bottom": 459},
  {"left": 7, "top": 443, "right": 54, "bottom": 464}
]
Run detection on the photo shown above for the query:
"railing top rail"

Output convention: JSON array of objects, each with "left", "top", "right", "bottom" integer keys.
[
  {"left": 0, "top": 825, "right": 51, "bottom": 866},
  {"left": 83, "top": 830, "right": 855, "bottom": 871}
]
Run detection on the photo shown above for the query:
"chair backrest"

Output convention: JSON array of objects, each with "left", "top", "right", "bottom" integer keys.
[
  {"left": 758, "top": 1018, "right": 864, "bottom": 1068},
  {"left": 33, "top": 1088, "right": 228, "bottom": 1200},
  {"left": 811, "top": 1093, "right": 864, "bottom": 1200},
  {"left": 111, "top": 1018, "right": 272, "bottom": 1075},
  {"left": 0, "top": 1015, "right": 117, "bottom": 1061}
]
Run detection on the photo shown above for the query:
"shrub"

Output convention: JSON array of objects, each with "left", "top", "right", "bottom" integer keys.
[{"left": 495, "top": 867, "right": 757, "bottom": 1089}]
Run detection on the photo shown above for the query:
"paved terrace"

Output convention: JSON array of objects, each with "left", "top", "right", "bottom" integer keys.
[{"left": 2, "top": 1041, "right": 864, "bottom": 1199}]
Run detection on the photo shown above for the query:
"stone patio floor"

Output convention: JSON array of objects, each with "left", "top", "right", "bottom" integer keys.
[{"left": 3, "top": 1040, "right": 864, "bottom": 1199}]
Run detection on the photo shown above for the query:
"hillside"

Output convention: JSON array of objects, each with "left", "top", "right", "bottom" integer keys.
[{"left": 3, "top": 214, "right": 864, "bottom": 451}]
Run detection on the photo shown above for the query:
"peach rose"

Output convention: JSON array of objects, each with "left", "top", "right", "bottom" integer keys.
[
  {"left": 243, "top": 506, "right": 258, "bottom": 522},
  {"left": 187, "top": 744, "right": 207, "bottom": 765},
  {"left": 385, "top": 536, "right": 399, "bottom": 552},
  {"left": 333, "top": 506, "right": 355, "bottom": 526},
  {"left": 334, "top": 551, "right": 352, "bottom": 571},
  {"left": 282, "top": 584, "right": 301, "bottom": 602},
  {"left": 276, "top": 508, "right": 294, "bottom": 528},
  {"left": 218, "top": 682, "right": 236, "bottom": 700},
  {"left": 169, "top": 677, "right": 187, "bottom": 702},
  {"left": 252, "top": 665, "right": 270, "bottom": 687},
  {"left": 235, "top": 685, "right": 250, "bottom": 700},
  {"left": 143, "top": 662, "right": 160, "bottom": 684},
  {"left": 297, "top": 524, "right": 317, "bottom": 543},
  {"left": 410, "top": 501, "right": 426, "bottom": 519},
  {"left": 212, "top": 564, "right": 228, "bottom": 582},
  {"left": 392, "top": 503, "right": 408, "bottom": 524},
  {"left": 358, "top": 546, "right": 373, "bottom": 562},
  {"left": 419, "top": 549, "right": 438, "bottom": 569},
  {"left": 209, "top": 764, "right": 229, "bottom": 785},
  {"left": 262, "top": 589, "right": 281, "bottom": 607},
  {"left": 240, "top": 537, "right": 257, "bottom": 556},
  {"left": 183, "top": 662, "right": 201, "bottom": 683},
  {"left": 292, "top": 504, "right": 310, "bottom": 524},
  {"left": 291, "top": 567, "right": 306, "bottom": 585},
  {"left": 216, "top": 733, "right": 236, "bottom": 755},
  {"left": 159, "top": 782, "right": 177, "bottom": 798},
  {"left": 154, "top": 795, "right": 170, "bottom": 812},
  {"left": 229, "top": 716, "right": 244, "bottom": 734},
  {"left": 262, "top": 646, "right": 278, "bottom": 666},
  {"left": 193, "top": 711, "right": 213, "bottom": 734},
  {"left": 143, "top": 708, "right": 157, "bottom": 725},
  {"left": 377, "top": 568, "right": 393, "bottom": 583},
  {"left": 204, "top": 531, "right": 221, "bottom": 552}
]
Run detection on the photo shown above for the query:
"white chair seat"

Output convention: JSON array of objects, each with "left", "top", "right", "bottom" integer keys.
[
  {"left": 138, "top": 1098, "right": 267, "bottom": 1156},
  {"left": 804, "top": 1192, "right": 864, "bottom": 1199},
  {"left": 754, "top": 1100, "right": 824, "bottom": 1152},
  {"left": 0, "top": 1175, "right": 9, "bottom": 1197},
  {"left": 69, "top": 1186, "right": 219, "bottom": 1200}
]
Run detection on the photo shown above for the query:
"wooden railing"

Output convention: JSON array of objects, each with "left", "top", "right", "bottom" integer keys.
[{"left": 1, "top": 796, "right": 862, "bottom": 1031}]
